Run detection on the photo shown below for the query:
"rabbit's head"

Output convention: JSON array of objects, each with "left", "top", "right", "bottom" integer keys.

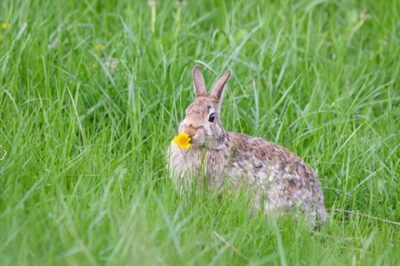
[{"left": 178, "top": 66, "right": 232, "bottom": 149}]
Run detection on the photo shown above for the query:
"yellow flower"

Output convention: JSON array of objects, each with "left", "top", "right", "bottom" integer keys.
[
  {"left": 173, "top": 132, "right": 191, "bottom": 150},
  {"left": 1, "top": 22, "right": 9, "bottom": 30},
  {"left": 93, "top": 44, "right": 105, "bottom": 52}
]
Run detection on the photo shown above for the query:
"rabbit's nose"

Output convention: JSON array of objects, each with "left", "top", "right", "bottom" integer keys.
[{"left": 181, "top": 125, "right": 196, "bottom": 138}]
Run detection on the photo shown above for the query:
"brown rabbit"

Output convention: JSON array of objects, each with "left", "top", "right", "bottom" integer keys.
[{"left": 168, "top": 66, "right": 327, "bottom": 227}]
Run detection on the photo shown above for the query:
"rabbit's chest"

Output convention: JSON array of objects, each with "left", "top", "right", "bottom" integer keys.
[
  {"left": 168, "top": 145, "right": 228, "bottom": 180},
  {"left": 168, "top": 146, "right": 203, "bottom": 175}
]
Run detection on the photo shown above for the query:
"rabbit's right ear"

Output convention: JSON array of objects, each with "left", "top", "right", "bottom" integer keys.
[{"left": 192, "top": 65, "right": 207, "bottom": 97}]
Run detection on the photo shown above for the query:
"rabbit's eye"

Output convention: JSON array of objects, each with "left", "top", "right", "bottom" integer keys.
[{"left": 208, "top": 113, "right": 216, "bottom": 123}]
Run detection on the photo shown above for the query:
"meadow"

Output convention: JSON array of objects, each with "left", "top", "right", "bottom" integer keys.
[{"left": 0, "top": 0, "right": 399, "bottom": 265}]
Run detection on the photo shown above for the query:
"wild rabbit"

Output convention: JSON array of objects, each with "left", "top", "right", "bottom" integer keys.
[{"left": 168, "top": 66, "right": 327, "bottom": 227}]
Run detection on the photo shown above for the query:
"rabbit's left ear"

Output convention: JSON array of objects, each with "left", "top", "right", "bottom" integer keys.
[{"left": 210, "top": 69, "right": 232, "bottom": 105}]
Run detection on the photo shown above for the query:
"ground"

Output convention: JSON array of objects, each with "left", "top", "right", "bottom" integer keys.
[{"left": 0, "top": 0, "right": 399, "bottom": 265}]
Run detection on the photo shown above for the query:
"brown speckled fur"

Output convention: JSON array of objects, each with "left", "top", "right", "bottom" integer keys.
[{"left": 167, "top": 66, "right": 327, "bottom": 227}]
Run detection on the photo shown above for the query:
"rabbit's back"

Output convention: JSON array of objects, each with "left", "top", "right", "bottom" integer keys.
[{"left": 226, "top": 133, "right": 326, "bottom": 225}]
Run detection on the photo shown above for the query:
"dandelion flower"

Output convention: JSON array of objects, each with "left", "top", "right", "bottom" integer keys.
[
  {"left": 93, "top": 44, "right": 105, "bottom": 53},
  {"left": 173, "top": 132, "right": 191, "bottom": 150},
  {"left": 1, "top": 22, "right": 9, "bottom": 30}
]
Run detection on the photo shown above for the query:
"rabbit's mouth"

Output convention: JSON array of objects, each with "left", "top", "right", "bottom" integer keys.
[
  {"left": 190, "top": 135, "right": 210, "bottom": 148},
  {"left": 192, "top": 137, "right": 219, "bottom": 149},
  {"left": 189, "top": 138, "right": 202, "bottom": 147}
]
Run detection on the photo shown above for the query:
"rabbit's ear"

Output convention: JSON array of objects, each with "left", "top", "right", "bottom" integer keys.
[
  {"left": 192, "top": 65, "right": 207, "bottom": 97},
  {"left": 210, "top": 69, "right": 231, "bottom": 105}
]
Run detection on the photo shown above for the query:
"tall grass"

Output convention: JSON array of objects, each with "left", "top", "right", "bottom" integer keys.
[{"left": 0, "top": 0, "right": 399, "bottom": 265}]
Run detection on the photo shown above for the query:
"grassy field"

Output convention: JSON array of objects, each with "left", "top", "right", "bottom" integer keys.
[{"left": 1, "top": 0, "right": 400, "bottom": 265}]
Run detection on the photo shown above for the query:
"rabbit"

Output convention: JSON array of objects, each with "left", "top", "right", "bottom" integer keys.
[{"left": 167, "top": 65, "right": 327, "bottom": 227}]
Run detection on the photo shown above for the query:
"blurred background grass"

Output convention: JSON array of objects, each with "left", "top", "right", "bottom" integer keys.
[{"left": 0, "top": 0, "right": 399, "bottom": 265}]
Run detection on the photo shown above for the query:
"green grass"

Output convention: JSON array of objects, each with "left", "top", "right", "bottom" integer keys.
[{"left": 1, "top": 0, "right": 400, "bottom": 265}]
